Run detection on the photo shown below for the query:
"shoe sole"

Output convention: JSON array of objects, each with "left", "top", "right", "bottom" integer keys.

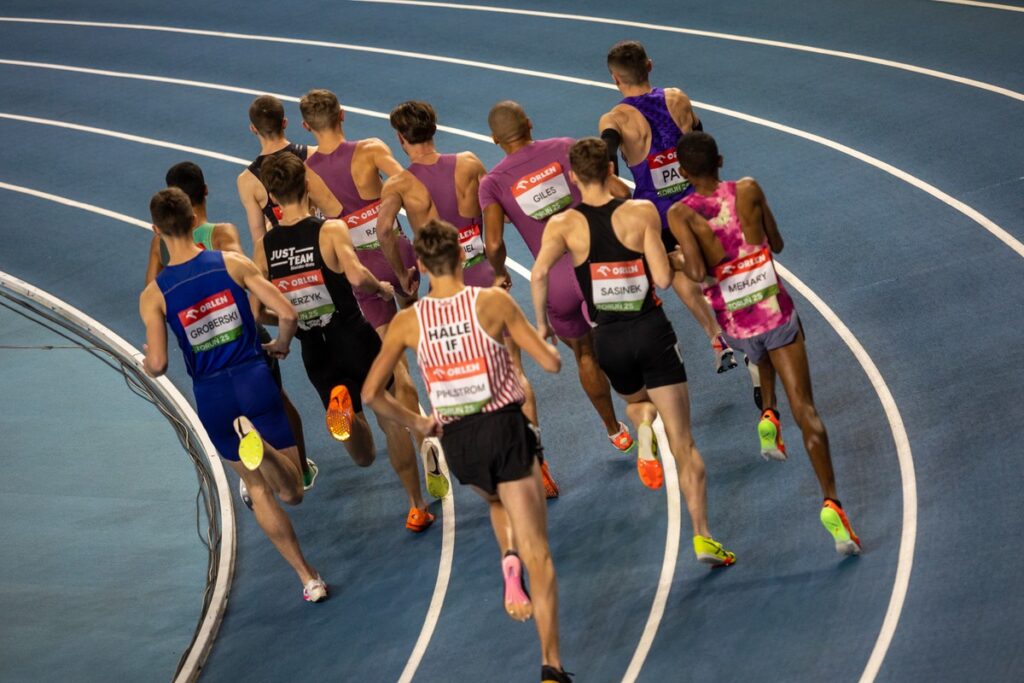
[
  {"left": 233, "top": 417, "right": 264, "bottom": 471},
  {"left": 716, "top": 348, "right": 738, "bottom": 374},
  {"left": 696, "top": 552, "right": 736, "bottom": 567},
  {"left": 821, "top": 507, "right": 862, "bottom": 556},
  {"left": 303, "top": 459, "right": 319, "bottom": 491},
  {"left": 325, "top": 387, "right": 353, "bottom": 441},
  {"left": 420, "top": 438, "right": 451, "bottom": 499},
  {"left": 758, "top": 420, "right": 787, "bottom": 462}
]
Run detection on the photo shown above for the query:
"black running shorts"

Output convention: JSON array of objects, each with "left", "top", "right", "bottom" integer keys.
[
  {"left": 299, "top": 314, "right": 385, "bottom": 413},
  {"left": 256, "top": 324, "right": 284, "bottom": 390},
  {"left": 440, "top": 403, "right": 537, "bottom": 495},
  {"left": 594, "top": 307, "right": 688, "bottom": 396}
]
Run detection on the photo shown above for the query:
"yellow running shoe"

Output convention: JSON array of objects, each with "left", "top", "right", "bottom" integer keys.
[
  {"left": 233, "top": 416, "right": 264, "bottom": 471},
  {"left": 821, "top": 499, "right": 861, "bottom": 555},
  {"left": 693, "top": 535, "right": 736, "bottom": 567},
  {"left": 420, "top": 438, "right": 450, "bottom": 499},
  {"left": 325, "top": 385, "right": 353, "bottom": 441}
]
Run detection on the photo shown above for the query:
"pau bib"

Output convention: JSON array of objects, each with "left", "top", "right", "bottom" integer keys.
[
  {"left": 458, "top": 223, "right": 486, "bottom": 268},
  {"left": 178, "top": 289, "right": 244, "bottom": 353},
  {"left": 273, "top": 269, "right": 336, "bottom": 330},
  {"left": 512, "top": 162, "right": 573, "bottom": 220},
  {"left": 646, "top": 149, "right": 689, "bottom": 198},
  {"left": 590, "top": 259, "right": 649, "bottom": 312},
  {"left": 426, "top": 356, "right": 493, "bottom": 416},
  {"left": 714, "top": 247, "right": 780, "bottom": 312}
]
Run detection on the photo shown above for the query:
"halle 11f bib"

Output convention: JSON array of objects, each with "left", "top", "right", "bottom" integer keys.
[
  {"left": 512, "top": 162, "right": 573, "bottom": 220},
  {"left": 714, "top": 247, "right": 780, "bottom": 312},
  {"left": 178, "top": 289, "right": 244, "bottom": 353},
  {"left": 425, "top": 356, "right": 493, "bottom": 416},
  {"left": 590, "top": 259, "right": 650, "bottom": 312},
  {"left": 272, "top": 268, "right": 337, "bottom": 330},
  {"left": 646, "top": 149, "right": 690, "bottom": 198},
  {"left": 458, "top": 223, "right": 486, "bottom": 268}
]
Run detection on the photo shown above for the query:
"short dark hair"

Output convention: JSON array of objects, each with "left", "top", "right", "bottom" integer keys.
[
  {"left": 299, "top": 89, "right": 340, "bottom": 132},
  {"left": 676, "top": 132, "right": 720, "bottom": 177},
  {"left": 261, "top": 152, "right": 306, "bottom": 205},
  {"left": 165, "top": 161, "right": 206, "bottom": 207},
  {"left": 389, "top": 101, "right": 437, "bottom": 144},
  {"left": 607, "top": 40, "right": 650, "bottom": 85},
  {"left": 150, "top": 187, "right": 194, "bottom": 237},
  {"left": 248, "top": 95, "right": 285, "bottom": 137},
  {"left": 569, "top": 137, "right": 611, "bottom": 185},
  {"left": 414, "top": 220, "right": 462, "bottom": 276}
]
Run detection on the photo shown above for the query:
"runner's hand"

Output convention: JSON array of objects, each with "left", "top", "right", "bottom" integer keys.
[
  {"left": 377, "top": 281, "right": 395, "bottom": 301},
  {"left": 493, "top": 272, "right": 512, "bottom": 291},
  {"left": 261, "top": 337, "right": 290, "bottom": 359},
  {"left": 667, "top": 248, "right": 686, "bottom": 271},
  {"left": 141, "top": 344, "right": 158, "bottom": 377},
  {"left": 536, "top": 320, "right": 557, "bottom": 345},
  {"left": 416, "top": 414, "right": 443, "bottom": 438},
  {"left": 399, "top": 267, "right": 418, "bottom": 297}
]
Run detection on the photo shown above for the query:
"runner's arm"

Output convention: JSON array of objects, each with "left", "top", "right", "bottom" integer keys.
[
  {"left": 529, "top": 215, "right": 569, "bottom": 341},
  {"left": 636, "top": 201, "right": 673, "bottom": 289},
  {"left": 607, "top": 173, "right": 632, "bottom": 199},
  {"left": 598, "top": 110, "right": 623, "bottom": 176},
  {"left": 144, "top": 235, "right": 163, "bottom": 285},
  {"left": 322, "top": 221, "right": 394, "bottom": 298},
  {"left": 741, "top": 178, "right": 784, "bottom": 253},
  {"left": 225, "top": 252, "right": 298, "bottom": 355},
  {"left": 375, "top": 181, "right": 411, "bottom": 283},
  {"left": 250, "top": 238, "right": 280, "bottom": 326},
  {"left": 305, "top": 165, "right": 343, "bottom": 218},
  {"left": 488, "top": 288, "right": 561, "bottom": 373},
  {"left": 237, "top": 171, "right": 268, "bottom": 246},
  {"left": 372, "top": 139, "right": 407, "bottom": 179},
  {"left": 211, "top": 223, "right": 244, "bottom": 255},
  {"left": 138, "top": 283, "right": 168, "bottom": 377},
  {"left": 666, "top": 88, "right": 700, "bottom": 133},
  {"left": 482, "top": 202, "right": 510, "bottom": 287},
  {"left": 362, "top": 310, "right": 439, "bottom": 435},
  {"left": 667, "top": 204, "right": 709, "bottom": 283}
]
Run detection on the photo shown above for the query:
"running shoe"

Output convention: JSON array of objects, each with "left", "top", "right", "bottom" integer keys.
[
  {"left": 636, "top": 422, "right": 664, "bottom": 490},
  {"left": 303, "top": 575, "right": 328, "bottom": 603},
  {"left": 325, "top": 385, "right": 354, "bottom": 441},
  {"left": 406, "top": 507, "right": 435, "bottom": 533},
  {"left": 540, "top": 460, "right": 560, "bottom": 499},
  {"left": 541, "top": 665, "right": 574, "bottom": 683},
  {"left": 820, "top": 499, "right": 861, "bottom": 556},
  {"left": 693, "top": 535, "right": 736, "bottom": 567},
  {"left": 233, "top": 416, "right": 264, "bottom": 471},
  {"left": 420, "top": 437, "right": 450, "bottom": 499},
  {"left": 757, "top": 408, "right": 787, "bottom": 461},
  {"left": 238, "top": 478, "right": 253, "bottom": 511},
  {"left": 608, "top": 421, "right": 635, "bottom": 453},
  {"left": 502, "top": 551, "right": 532, "bottom": 620},
  {"left": 744, "top": 355, "right": 763, "bottom": 411},
  {"left": 712, "top": 334, "right": 738, "bottom": 374},
  {"left": 302, "top": 458, "right": 319, "bottom": 491}
]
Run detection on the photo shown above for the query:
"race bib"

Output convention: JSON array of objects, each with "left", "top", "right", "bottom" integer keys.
[
  {"left": 178, "top": 289, "right": 244, "bottom": 353},
  {"left": 512, "top": 162, "right": 573, "bottom": 220},
  {"left": 272, "top": 269, "right": 336, "bottom": 330},
  {"left": 647, "top": 149, "right": 689, "bottom": 197},
  {"left": 343, "top": 201, "right": 384, "bottom": 250},
  {"left": 458, "top": 223, "right": 486, "bottom": 268},
  {"left": 426, "top": 357, "right": 493, "bottom": 416},
  {"left": 590, "top": 259, "right": 649, "bottom": 312},
  {"left": 714, "top": 247, "right": 779, "bottom": 312}
]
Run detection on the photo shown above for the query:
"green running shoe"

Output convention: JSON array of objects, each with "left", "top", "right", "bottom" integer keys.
[
  {"left": 421, "top": 437, "right": 450, "bottom": 499},
  {"left": 820, "top": 500, "right": 861, "bottom": 555},
  {"left": 302, "top": 458, "right": 319, "bottom": 491},
  {"left": 693, "top": 535, "right": 736, "bottom": 567},
  {"left": 757, "top": 408, "right": 787, "bottom": 461}
]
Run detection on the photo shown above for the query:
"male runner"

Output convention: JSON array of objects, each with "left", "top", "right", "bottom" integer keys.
[
  {"left": 668, "top": 132, "right": 860, "bottom": 555},
  {"left": 480, "top": 100, "right": 634, "bottom": 454},
  {"left": 599, "top": 40, "right": 738, "bottom": 374},
  {"left": 363, "top": 220, "right": 572, "bottom": 683},
  {"left": 140, "top": 187, "right": 327, "bottom": 601},
  {"left": 532, "top": 138, "right": 735, "bottom": 566},
  {"left": 237, "top": 95, "right": 341, "bottom": 245},
  {"left": 145, "top": 161, "right": 316, "bottom": 501},
  {"left": 256, "top": 152, "right": 444, "bottom": 532},
  {"left": 376, "top": 100, "right": 560, "bottom": 498}
]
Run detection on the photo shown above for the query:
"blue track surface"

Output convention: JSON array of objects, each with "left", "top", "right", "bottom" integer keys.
[{"left": 0, "top": 1, "right": 1022, "bottom": 681}]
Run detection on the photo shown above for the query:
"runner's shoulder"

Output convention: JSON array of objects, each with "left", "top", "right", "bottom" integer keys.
[
  {"left": 357, "top": 136, "right": 394, "bottom": 156},
  {"left": 735, "top": 176, "right": 764, "bottom": 198},
  {"left": 455, "top": 150, "right": 485, "bottom": 171}
]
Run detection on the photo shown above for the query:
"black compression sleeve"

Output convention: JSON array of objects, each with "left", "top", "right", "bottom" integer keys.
[{"left": 600, "top": 128, "right": 622, "bottom": 176}]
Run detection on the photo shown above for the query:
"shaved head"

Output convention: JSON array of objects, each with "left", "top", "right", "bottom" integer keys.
[{"left": 488, "top": 100, "right": 531, "bottom": 145}]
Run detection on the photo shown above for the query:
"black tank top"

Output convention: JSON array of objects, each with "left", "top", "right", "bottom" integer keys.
[
  {"left": 263, "top": 216, "right": 363, "bottom": 338},
  {"left": 248, "top": 142, "right": 309, "bottom": 227},
  {"left": 573, "top": 199, "right": 660, "bottom": 326}
]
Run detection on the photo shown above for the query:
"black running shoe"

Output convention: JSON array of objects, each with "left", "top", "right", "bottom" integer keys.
[{"left": 541, "top": 665, "right": 574, "bottom": 682}]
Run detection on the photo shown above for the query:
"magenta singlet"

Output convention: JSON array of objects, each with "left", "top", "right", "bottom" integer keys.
[
  {"left": 306, "top": 141, "right": 418, "bottom": 329},
  {"left": 477, "top": 138, "right": 590, "bottom": 339},
  {"left": 679, "top": 181, "right": 794, "bottom": 339},
  {"left": 408, "top": 154, "right": 494, "bottom": 287}
]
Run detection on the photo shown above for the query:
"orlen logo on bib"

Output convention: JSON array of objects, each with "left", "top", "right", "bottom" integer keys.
[{"left": 431, "top": 359, "right": 484, "bottom": 381}]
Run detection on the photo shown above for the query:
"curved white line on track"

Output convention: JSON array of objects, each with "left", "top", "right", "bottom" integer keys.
[
  {"left": 0, "top": 30, "right": 1019, "bottom": 258},
  {"left": 0, "top": 72, "right": 919, "bottom": 680},
  {"left": 932, "top": 0, "right": 1024, "bottom": 12},
  {"left": 349, "top": 0, "right": 1024, "bottom": 103},
  {"left": 0, "top": 247, "right": 235, "bottom": 683}
]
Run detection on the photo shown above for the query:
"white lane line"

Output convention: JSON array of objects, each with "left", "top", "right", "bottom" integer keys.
[
  {"left": 349, "top": 0, "right": 1024, "bottom": 103},
  {"left": 0, "top": 180, "right": 150, "bottom": 228},
  {"left": 0, "top": 84, "right": 917, "bottom": 680},
  {"left": 1, "top": 47, "right": 1019, "bottom": 260},
  {"left": 0, "top": 260, "right": 235, "bottom": 683},
  {"left": 932, "top": 0, "right": 1024, "bottom": 12}
]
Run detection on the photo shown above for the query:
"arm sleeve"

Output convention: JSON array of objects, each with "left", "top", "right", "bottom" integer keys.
[{"left": 600, "top": 128, "right": 622, "bottom": 176}]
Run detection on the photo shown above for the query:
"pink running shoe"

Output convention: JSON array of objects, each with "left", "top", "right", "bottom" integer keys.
[{"left": 502, "top": 551, "right": 532, "bottom": 621}]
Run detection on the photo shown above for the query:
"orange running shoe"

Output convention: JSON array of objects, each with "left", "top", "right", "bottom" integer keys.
[
  {"left": 608, "top": 421, "right": 635, "bottom": 453},
  {"left": 540, "top": 460, "right": 560, "bottom": 499},
  {"left": 325, "top": 385, "right": 353, "bottom": 441},
  {"left": 406, "top": 507, "right": 435, "bottom": 533},
  {"left": 821, "top": 499, "right": 861, "bottom": 555},
  {"left": 636, "top": 422, "right": 664, "bottom": 489}
]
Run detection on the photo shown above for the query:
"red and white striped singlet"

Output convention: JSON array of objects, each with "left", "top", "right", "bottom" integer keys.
[{"left": 414, "top": 286, "right": 525, "bottom": 424}]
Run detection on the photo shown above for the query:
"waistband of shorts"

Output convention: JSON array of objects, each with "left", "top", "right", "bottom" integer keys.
[
  {"left": 194, "top": 357, "right": 266, "bottom": 383},
  {"left": 596, "top": 304, "right": 667, "bottom": 328},
  {"left": 441, "top": 402, "right": 523, "bottom": 433}
]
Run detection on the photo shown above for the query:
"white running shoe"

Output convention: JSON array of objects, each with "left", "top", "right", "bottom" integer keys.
[
  {"left": 303, "top": 575, "right": 328, "bottom": 603},
  {"left": 238, "top": 478, "right": 253, "bottom": 511}
]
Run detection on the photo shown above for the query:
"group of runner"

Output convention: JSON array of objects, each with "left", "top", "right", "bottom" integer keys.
[{"left": 137, "top": 40, "right": 860, "bottom": 683}]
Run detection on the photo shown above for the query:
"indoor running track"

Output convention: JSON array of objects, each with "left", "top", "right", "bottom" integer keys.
[{"left": 0, "top": 0, "right": 1022, "bottom": 681}]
